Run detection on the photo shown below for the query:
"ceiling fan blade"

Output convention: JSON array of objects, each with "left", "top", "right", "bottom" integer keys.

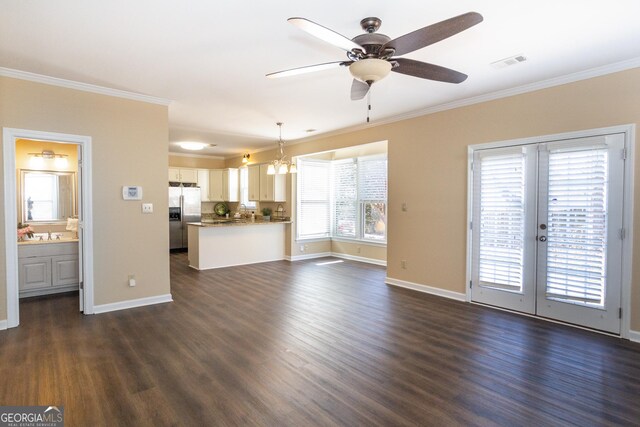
[
  {"left": 266, "top": 61, "right": 349, "bottom": 79},
  {"left": 391, "top": 58, "right": 468, "bottom": 83},
  {"left": 383, "top": 12, "right": 483, "bottom": 56},
  {"left": 288, "top": 17, "right": 362, "bottom": 52},
  {"left": 350, "top": 79, "right": 370, "bottom": 100}
]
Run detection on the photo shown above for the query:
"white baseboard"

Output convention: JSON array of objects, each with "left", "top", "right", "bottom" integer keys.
[
  {"left": 385, "top": 277, "right": 466, "bottom": 302},
  {"left": 93, "top": 293, "right": 173, "bottom": 314},
  {"left": 0, "top": 319, "right": 7, "bottom": 330},
  {"left": 629, "top": 330, "right": 640, "bottom": 343},
  {"left": 288, "top": 252, "right": 332, "bottom": 261},
  {"left": 288, "top": 252, "right": 386, "bottom": 266},
  {"left": 332, "top": 252, "right": 387, "bottom": 266}
]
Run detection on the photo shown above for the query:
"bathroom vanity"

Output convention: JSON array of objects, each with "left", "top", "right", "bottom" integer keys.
[{"left": 18, "top": 239, "right": 80, "bottom": 298}]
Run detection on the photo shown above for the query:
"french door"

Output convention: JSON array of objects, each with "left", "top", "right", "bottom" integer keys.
[{"left": 470, "top": 134, "right": 625, "bottom": 334}]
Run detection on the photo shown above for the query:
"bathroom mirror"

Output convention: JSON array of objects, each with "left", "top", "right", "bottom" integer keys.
[{"left": 20, "top": 170, "right": 77, "bottom": 224}]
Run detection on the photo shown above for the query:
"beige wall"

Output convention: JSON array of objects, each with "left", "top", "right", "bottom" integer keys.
[
  {"left": 169, "top": 154, "right": 225, "bottom": 169},
  {"left": 0, "top": 76, "right": 171, "bottom": 322},
  {"left": 230, "top": 68, "right": 640, "bottom": 331}
]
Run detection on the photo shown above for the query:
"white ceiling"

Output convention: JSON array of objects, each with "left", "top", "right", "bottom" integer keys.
[{"left": 2, "top": 1, "right": 640, "bottom": 157}]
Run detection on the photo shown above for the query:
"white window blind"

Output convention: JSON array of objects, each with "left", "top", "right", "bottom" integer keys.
[
  {"left": 478, "top": 153, "right": 525, "bottom": 291},
  {"left": 545, "top": 148, "right": 608, "bottom": 306},
  {"left": 297, "top": 159, "right": 331, "bottom": 239},
  {"left": 332, "top": 160, "right": 357, "bottom": 238}
]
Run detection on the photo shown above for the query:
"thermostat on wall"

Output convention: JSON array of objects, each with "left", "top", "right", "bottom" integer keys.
[{"left": 122, "top": 186, "right": 143, "bottom": 200}]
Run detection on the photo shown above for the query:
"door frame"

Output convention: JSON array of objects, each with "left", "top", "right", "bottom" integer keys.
[
  {"left": 3, "top": 127, "right": 94, "bottom": 328},
  {"left": 466, "top": 124, "right": 635, "bottom": 338}
]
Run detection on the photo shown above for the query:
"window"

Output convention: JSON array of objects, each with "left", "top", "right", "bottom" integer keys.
[
  {"left": 239, "top": 167, "right": 256, "bottom": 210},
  {"left": 297, "top": 159, "right": 331, "bottom": 239},
  {"left": 297, "top": 154, "right": 387, "bottom": 243}
]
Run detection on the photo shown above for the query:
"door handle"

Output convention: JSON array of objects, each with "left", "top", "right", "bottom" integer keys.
[{"left": 538, "top": 236, "right": 547, "bottom": 242}]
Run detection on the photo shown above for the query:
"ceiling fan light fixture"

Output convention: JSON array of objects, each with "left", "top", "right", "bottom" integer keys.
[{"left": 349, "top": 58, "right": 392, "bottom": 83}]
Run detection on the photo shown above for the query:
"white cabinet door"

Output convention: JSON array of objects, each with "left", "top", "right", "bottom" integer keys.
[
  {"left": 248, "top": 165, "right": 260, "bottom": 201},
  {"left": 168, "top": 168, "right": 181, "bottom": 182},
  {"left": 52, "top": 255, "right": 80, "bottom": 287},
  {"left": 197, "top": 169, "right": 210, "bottom": 202},
  {"left": 19, "top": 257, "right": 52, "bottom": 290},
  {"left": 259, "top": 164, "right": 274, "bottom": 201},
  {"left": 179, "top": 168, "right": 198, "bottom": 184},
  {"left": 209, "top": 169, "right": 224, "bottom": 201}
]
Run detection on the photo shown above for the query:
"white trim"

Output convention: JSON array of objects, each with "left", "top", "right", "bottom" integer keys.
[
  {"left": 332, "top": 252, "right": 386, "bottom": 266},
  {"left": 0, "top": 319, "right": 7, "bottom": 330},
  {"left": 385, "top": 277, "right": 466, "bottom": 302},
  {"left": 0, "top": 67, "right": 171, "bottom": 106},
  {"left": 288, "top": 252, "right": 333, "bottom": 261},
  {"left": 295, "top": 237, "right": 331, "bottom": 244},
  {"left": 629, "top": 330, "right": 640, "bottom": 343},
  {"left": 331, "top": 237, "right": 387, "bottom": 248},
  {"left": 93, "top": 294, "right": 173, "bottom": 314},
  {"left": 3, "top": 128, "right": 95, "bottom": 327},
  {"left": 466, "top": 124, "right": 635, "bottom": 338}
]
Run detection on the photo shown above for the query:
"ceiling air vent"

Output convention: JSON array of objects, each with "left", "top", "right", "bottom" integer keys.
[{"left": 491, "top": 54, "right": 527, "bottom": 69}]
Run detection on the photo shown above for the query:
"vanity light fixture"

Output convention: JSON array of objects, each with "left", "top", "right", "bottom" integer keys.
[
  {"left": 29, "top": 150, "right": 68, "bottom": 169},
  {"left": 267, "top": 122, "right": 297, "bottom": 175}
]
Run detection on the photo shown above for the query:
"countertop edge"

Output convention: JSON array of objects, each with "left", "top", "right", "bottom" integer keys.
[{"left": 188, "top": 221, "right": 292, "bottom": 228}]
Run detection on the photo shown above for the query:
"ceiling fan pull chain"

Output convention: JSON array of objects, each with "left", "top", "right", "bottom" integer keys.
[{"left": 367, "top": 90, "right": 372, "bottom": 123}]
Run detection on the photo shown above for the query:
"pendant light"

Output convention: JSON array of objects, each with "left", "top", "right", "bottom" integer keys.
[{"left": 267, "top": 122, "right": 297, "bottom": 175}]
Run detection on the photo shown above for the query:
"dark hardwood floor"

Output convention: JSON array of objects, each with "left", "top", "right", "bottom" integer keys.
[{"left": 1, "top": 253, "right": 639, "bottom": 426}]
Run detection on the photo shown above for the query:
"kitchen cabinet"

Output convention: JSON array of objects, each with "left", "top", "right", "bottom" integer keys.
[
  {"left": 197, "top": 169, "right": 210, "bottom": 202},
  {"left": 209, "top": 169, "right": 224, "bottom": 201},
  {"left": 222, "top": 168, "right": 239, "bottom": 202},
  {"left": 248, "top": 165, "right": 260, "bottom": 201},
  {"left": 259, "top": 164, "right": 286, "bottom": 202},
  {"left": 168, "top": 167, "right": 198, "bottom": 184},
  {"left": 18, "top": 242, "right": 79, "bottom": 298}
]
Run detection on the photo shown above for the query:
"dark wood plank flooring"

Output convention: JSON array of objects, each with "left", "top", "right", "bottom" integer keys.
[{"left": 1, "top": 253, "right": 639, "bottom": 426}]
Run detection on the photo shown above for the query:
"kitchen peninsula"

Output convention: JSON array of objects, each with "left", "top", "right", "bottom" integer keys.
[{"left": 187, "top": 220, "right": 291, "bottom": 270}]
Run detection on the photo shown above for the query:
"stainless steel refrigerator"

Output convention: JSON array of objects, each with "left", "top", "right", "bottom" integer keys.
[{"left": 169, "top": 185, "right": 201, "bottom": 250}]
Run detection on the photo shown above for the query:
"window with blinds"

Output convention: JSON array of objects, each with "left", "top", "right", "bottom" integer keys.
[
  {"left": 333, "top": 160, "right": 357, "bottom": 238},
  {"left": 358, "top": 157, "right": 387, "bottom": 241},
  {"left": 478, "top": 152, "right": 526, "bottom": 292},
  {"left": 297, "top": 159, "right": 331, "bottom": 239},
  {"left": 545, "top": 148, "right": 608, "bottom": 306}
]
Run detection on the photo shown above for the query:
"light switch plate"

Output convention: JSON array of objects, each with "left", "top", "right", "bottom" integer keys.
[{"left": 142, "top": 203, "right": 153, "bottom": 214}]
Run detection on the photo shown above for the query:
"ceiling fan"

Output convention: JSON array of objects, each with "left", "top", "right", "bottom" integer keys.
[{"left": 267, "top": 12, "right": 483, "bottom": 101}]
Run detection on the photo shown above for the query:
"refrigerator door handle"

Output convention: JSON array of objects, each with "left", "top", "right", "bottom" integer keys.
[{"left": 180, "top": 194, "right": 185, "bottom": 230}]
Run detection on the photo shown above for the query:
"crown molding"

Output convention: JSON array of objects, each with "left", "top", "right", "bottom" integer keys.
[
  {"left": 0, "top": 67, "right": 171, "bottom": 106},
  {"left": 168, "top": 152, "right": 225, "bottom": 160},
  {"left": 291, "top": 57, "right": 640, "bottom": 146}
]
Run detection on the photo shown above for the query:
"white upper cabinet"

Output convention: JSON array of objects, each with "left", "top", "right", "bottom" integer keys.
[
  {"left": 168, "top": 167, "right": 198, "bottom": 184},
  {"left": 197, "top": 169, "right": 210, "bottom": 202},
  {"left": 259, "top": 164, "right": 286, "bottom": 202},
  {"left": 248, "top": 165, "right": 260, "bottom": 201},
  {"left": 209, "top": 169, "right": 224, "bottom": 201}
]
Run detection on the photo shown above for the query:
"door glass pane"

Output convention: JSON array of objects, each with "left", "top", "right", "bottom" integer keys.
[
  {"left": 545, "top": 148, "right": 608, "bottom": 306},
  {"left": 478, "top": 153, "right": 526, "bottom": 292}
]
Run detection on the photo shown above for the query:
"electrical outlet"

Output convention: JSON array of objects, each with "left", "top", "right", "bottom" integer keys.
[
  {"left": 357, "top": 247, "right": 361, "bottom": 254},
  {"left": 401, "top": 260, "right": 407, "bottom": 269},
  {"left": 128, "top": 274, "right": 136, "bottom": 287},
  {"left": 142, "top": 203, "right": 153, "bottom": 214},
  {"left": 300, "top": 245, "right": 305, "bottom": 252},
  {"left": 402, "top": 202, "right": 408, "bottom": 212}
]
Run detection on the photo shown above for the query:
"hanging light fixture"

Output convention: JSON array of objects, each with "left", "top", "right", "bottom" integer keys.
[
  {"left": 29, "top": 149, "right": 69, "bottom": 169},
  {"left": 267, "top": 122, "right": 297, "bottom": 175}
]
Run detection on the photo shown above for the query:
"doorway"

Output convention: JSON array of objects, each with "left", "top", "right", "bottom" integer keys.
[
  {"left": 3, "top": 128, "right": 94, "bottom": 328},
  {"left": 467, "top": 126, "right": 634, "bottom": 336}
]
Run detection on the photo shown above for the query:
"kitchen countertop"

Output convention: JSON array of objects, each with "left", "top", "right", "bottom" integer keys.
[
  {"left": 18, "top": 238, "right": 79, "bottom": 245},
  {"left": 189, "top": 220, "right": 292, "bottom": 227}
]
